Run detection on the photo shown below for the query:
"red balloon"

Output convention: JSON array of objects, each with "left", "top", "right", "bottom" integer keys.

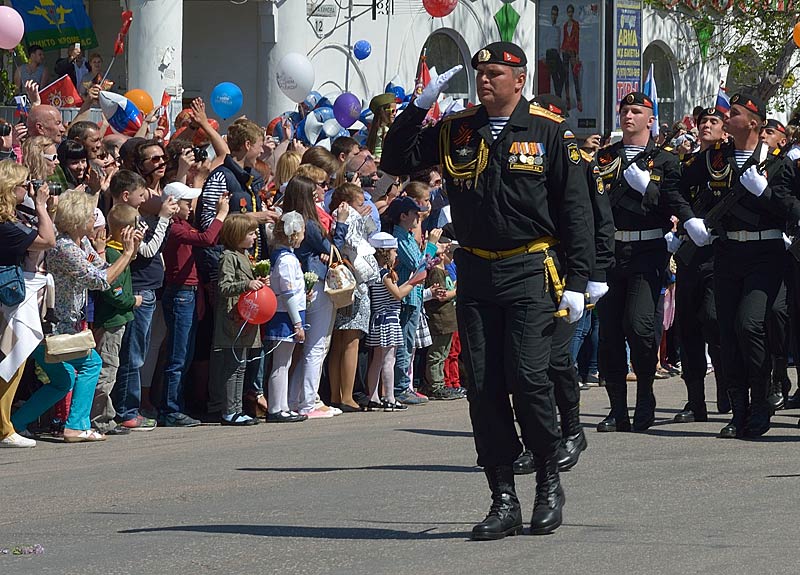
[
  {"left": 237, "top": 287, "right": 277, "bottom": 325},
  {"left": 423, "top": 0, "right": 458, "bottom": 17}
]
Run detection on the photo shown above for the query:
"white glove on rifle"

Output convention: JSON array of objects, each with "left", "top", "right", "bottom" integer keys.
[
  {"left": 684, "top": 217, "right": 710, "bottom": 247},
  {"left": 623, "top": 163, "right": 650, "bottom": 195},
  {"left": 586, "top": 281, "right": 609, "bottom": 305},
  {"left": 787, "top": 146, "right": 800, "bottom": 161},
  {"left": 414, "top": 65, "right": 463, "bottom": 110},
  {"left": 664, "top": 231, "right": 682, "bottom": 253},
  {"left": 740, "top": 165, "right": 768, "bottom": 197},
  {"left": 558, "top": 290, "right": 585, "bottom": 324}
]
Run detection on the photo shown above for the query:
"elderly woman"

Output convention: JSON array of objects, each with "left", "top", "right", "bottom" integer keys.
[
  {"left": 10, "top": 190, "right": 138, "bottom": 443},
  {"left": 0, "top": 160, "right": 55, "bottom": 447}
]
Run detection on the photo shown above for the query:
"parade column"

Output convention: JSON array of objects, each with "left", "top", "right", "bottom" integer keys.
[
  {"left": 127, "top": 0, "right": 183, "bottom": 115},
  {"left": 259, "top": 0, "right": 306, "bottom": 122}
]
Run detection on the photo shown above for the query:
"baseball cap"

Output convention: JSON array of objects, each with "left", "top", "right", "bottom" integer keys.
[{"left": 163, "top": 181, "right": 202, "bottom": 201}]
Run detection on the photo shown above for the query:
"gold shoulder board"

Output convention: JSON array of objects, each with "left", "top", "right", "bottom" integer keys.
[
  {"left": 442, "top": 106, "right": 480, "bottom": 123},
  {"left": 529, "top": 105, "right": 564, "bottom": 123}
]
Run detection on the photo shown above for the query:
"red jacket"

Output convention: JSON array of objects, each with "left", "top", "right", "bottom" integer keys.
[
  {"left": 561, "top": 20, "right": 580, "bottom": 54},
  {"left": 163, "top": 217, "right": 223, "bottom": 286}
]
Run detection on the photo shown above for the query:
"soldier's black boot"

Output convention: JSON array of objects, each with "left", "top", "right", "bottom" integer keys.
[
  {"left": 633, "top": 378, "right": 656, "bottom": 431},
  {"left": 767, "top": 357, "right": 788, "bottom": 411},
  {"left": 470, "top": 466, "right": 524, "bottom": 541},
  {"left": 530, "top": 456, "right": 565, "bottom": 535},
  {"left": 674, "top": 384, "right": 709, "bottom": 423},
  {"left": 557, "top": 405, "right": 587, "bottom": 471},
  {"left": 719, "top": 388, "right": 748, "bottom": 439},
  {"left": 745, "top": 399, "right": 771, "bottom": 438},
  {"left": 513, "top": 450, "right": 534, "bottom": 475},
  {"left": 597, "top": 383, "right": 630, "bottom": 432}
]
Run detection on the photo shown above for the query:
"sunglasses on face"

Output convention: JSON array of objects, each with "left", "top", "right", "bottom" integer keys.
[
  {"left": 146, "top": 155, "right": 166, "bottom": 164},
  {"left": 42, "top": 153, "right": 57, "bottom": 162},
  {"left": 316, "top": 180, "right": 329, "bottom": 189}
]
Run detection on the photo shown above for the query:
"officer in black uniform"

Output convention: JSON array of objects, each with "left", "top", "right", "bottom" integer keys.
[
  {"left": 692, "top": 93, "right": 799, "bottom": 438},
  {"left": 514, "top": 94, "right": 614, "bottom": 474},
  {"left": 381, "top": 42, "right": 593, "bottom": 540},
  {"left": 595, "top": 92, "right": 703, "bottom": 433},
  {"left": 673, "top": 107, "right": 728, "bottom": 423}
]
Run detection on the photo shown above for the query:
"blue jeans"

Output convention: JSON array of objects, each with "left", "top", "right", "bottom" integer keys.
[
  {"left": 112, "top": 289, "right": 156, "bottom": 422},
  {"left": 161, "top": 286, "right": 197, "bottom": 415},
  {"left": 12, "top": 345, "right": 102, "bottom": 432},
  {"left": 577, "top": 309, "right": 599, "bottom": 377},
  {"left": 394, "top": 302, "right": 420, "bottom": 393},
  {"left": 569, "top": 310, "right": 593, "bottom": 364}
]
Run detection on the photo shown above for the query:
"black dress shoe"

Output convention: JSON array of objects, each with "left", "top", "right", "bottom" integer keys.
[
  {"left": 673, "top": 409, "right": 695, "bottom": 423},
  {"left": 513, "top": 450, "right": 535, "bottom": 475},
  {"left": 530, "top": 457, "right": 564, "bottom": 535},
  {"left": 597, "top": 414, "right": 631, "bottom": 433},
  {"left": 718, "top": 423, "right": 740, "bottom": 439},
  {"left": 471, "top": 466, "right": 523, "bottom": 541}
]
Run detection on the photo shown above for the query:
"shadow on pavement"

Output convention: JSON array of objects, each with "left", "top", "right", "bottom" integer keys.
[
  {"left": 237, "top": 464, "right": 481, "bottom": 473},
  {"left": 398, "top": 428, "right": 473, "bottom": 438},
  {"left": 120, "top": 524, "right": 468, "bottom": 540}
]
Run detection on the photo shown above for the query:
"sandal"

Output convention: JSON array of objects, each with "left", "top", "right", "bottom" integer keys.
[
  {"left": 63, "top": 429, "right": 107, "bottom": 443},
  {"left": 221, "top": 412, "right": 259, "bottom": 426},
  {"left": 382, "top": 400, "right": 408, "bottom": 412},
  {"left": 364, "top": 401, "right": 383, "bottom": 412}
]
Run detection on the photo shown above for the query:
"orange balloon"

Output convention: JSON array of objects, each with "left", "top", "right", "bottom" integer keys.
[
  {"left": 124, "top": 89, "right": 154, "bottom": 115},
  {"left": 237, "top": 287, "right": 277, "bottom": 325},
  {"left": 794, "top": 23, "right": 800, "bottom": 49}
]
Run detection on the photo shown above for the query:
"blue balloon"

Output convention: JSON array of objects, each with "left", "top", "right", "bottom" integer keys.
[
  {"left": 296, "top": 118, "right": 310, "bottom": 144},
  {"left": 354, "top": 40, "right": 372, "bottom": 61},
  {"left": 359, "top": 108, "right": 373, "bottom": 124},
  {"left": 336, "top": 128, "right": 350, "bottom": 139},
  {"left": 313, "top": 106, "right": 335, "bottom": 122},
  {"left": 315, "top": 97, "right": 332, "bottom": 110},
  {"left": 304, "top": 91, "right": 322, "bottom": 109},
  {"left": 353, "top": 127, "right": 369, "bottom": 146},
  {"left": 288, "top": 111, "right": 303, "bottom": 126},
  {"left": 210, "top": 82, "right": 243, "bottom": 119},
  {"left": 390, "top": 86, "right": 405, "bottom": 101}
]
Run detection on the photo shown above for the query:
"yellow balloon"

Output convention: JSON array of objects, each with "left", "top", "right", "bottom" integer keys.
[
  {"left": 793, "top": 22, "right": 800, "bottom": 49},
  {"left": 124, "top": 89, "right": 154, "bottom": 115}
]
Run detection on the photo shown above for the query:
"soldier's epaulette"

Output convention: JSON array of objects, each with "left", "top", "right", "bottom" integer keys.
[
  {"left": 579, "top": 149, "right": 594, "bottom": 163},
  {"left": 772, "top": 147, "right": 781, "bottom": 156},
  {"left": 441, "top": 106, "right": 480, "bottom": 122},
  {"left": 683, "top": 154, "right": 697, "bottom": 167},
  {"left": 529, "top": 104, "right": 564, "bottom": 123},
  {"left": 663, "top": 145, "right": 674, "bottom": 152}
]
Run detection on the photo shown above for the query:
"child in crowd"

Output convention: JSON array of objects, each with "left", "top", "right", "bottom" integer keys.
[
  {"left": 109, "top": 169, "right": 148, "bottom": 210},
  {"left": 364, "top": 232, "right": 418, "bottom": 411},
  {"left": 212, "top": 214, "right": 263, "bottom": 426},
  {"left": 264, "top": 211, "right": 308, "bottom": 423},
  {"left": 441, "top": 240, "right": 463, "bottom": 393},
  {"left": 160, "top": 182, "right": 229, "bottom": 427},
  {"left": 90, "top": 204, "right": 143, "bottom": 435}
]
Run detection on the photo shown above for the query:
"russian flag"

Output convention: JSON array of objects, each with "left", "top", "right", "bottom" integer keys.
[
  {"left": 715, "top": 85, "right": 731, "bottom": 114},
  {"left": 643, "top": 63, "right": 659, "bottom": 138}
]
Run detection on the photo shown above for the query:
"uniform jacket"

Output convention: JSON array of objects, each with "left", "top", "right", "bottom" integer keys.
[{"left": 582, "top": 150, "right": 615, "bottom": 282}]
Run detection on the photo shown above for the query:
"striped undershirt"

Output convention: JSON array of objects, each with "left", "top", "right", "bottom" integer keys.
[
  {"left": 623, "top": 145, "right": 646, "bottom": 162},
  {"left": 734, "top": 149, "right": 754, "bottom": 169},
  {"left": 488, "top": 117, "right": 510, "bottom": 140}
]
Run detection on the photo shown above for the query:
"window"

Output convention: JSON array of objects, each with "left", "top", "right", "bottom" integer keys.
[
  {"left": 421, "top": 30, "right": 471, "bottom": 100},
  {"left": 642, "top": 43, "right": 675, "bottom": 127}
]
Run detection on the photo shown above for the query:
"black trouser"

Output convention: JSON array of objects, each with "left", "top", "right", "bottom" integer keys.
[
  {"left": 767, "top": 280, "right": 789, "bottom": 368},
  {"left": 786, "top": 257, "right": 800, "bottom": 384},
  {"left": 597, "top": 244, "right": 667, "bottom": 419},
  {"left": 456, "top": 249, "right": 561, "bottom": 467},
  {"left": 676, "top": 251, "right": 723, "bottom": 413},
  {"left": 714, "top": 239, "right": 784, "bottom": 407},
  {"left": 549, "top": 316, "right": 580, "bottom": 417}
]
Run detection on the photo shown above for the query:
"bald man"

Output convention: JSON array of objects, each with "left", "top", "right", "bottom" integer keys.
[{"left": 26, "top": 105, "right": 66, "bottom": 145}]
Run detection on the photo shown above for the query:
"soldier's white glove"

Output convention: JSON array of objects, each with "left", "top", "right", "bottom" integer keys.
[
  {"left": 664, "top": 231, "right": 682, "bottom": 253},
  {"left": 740, "top": 165, "right": 768, "bottom": 197},
  {"left": 787, "top": 146, "right": 800, "bottom": 161},
  {"left": 684, "top": 217, "right": 710, "bottom": 247},
  {"left": 414, "top": 65, "right": 463, "bottom": 110},
  {"left": 558, "top": 290, "right": 585, "bottom": 323},
  {"left": 623, "top": 163, "right": 650, "bottom": 195},
  {"left": 783, "top": 233, "right": 792, "bottom": 250},
  {"left": 586, "top": 281, "right": 609, "bottom": 305}
]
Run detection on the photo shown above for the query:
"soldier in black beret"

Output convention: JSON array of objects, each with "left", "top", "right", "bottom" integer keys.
[
  {"left": 696, "top": 107, "right": 726, "bottom": 152},
  {"left": 382, "top": 42, "right": 594, "bottom": 539},
  {"left": 761, "top": 118, "right": 788, "bottom": 149}
]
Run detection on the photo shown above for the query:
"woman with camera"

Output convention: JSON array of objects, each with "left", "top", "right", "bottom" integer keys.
[
  {"left": 0, "top": 160, "right": 55, "bottom": 447},
  {"left": 24, "top": 136, "right": 62, "bottom": 190},
  {"left": 11, "top": 189, "right": 139, "bottom": 443}
]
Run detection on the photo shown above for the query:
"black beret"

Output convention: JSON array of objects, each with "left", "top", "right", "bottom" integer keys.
[
  {"left": 698, "top": 107, "right": 725, "bottom": 121},
  {"left": 619, "top": 91, "right": 654, "bottom": 110},
  {"left": 530, "top": 94, "right": 569, "bottom": 118},
  {"left": 764, "top": 118, "right": 786, "bottom": 134},
  {"left": 471, "top": 42, "right": 527, "bottom": 69},
  {"left": 730, "top": 93, "right": 766, "bottom": 120}
]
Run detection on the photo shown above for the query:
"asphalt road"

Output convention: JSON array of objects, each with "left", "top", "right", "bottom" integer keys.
[{"left": 2, "top": 375, "right": 800, "bottom": 575}]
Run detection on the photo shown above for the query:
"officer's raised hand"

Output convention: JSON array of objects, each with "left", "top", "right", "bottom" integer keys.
[
  {"left": 684, "top": 217, "right": 710, "bottom": 246},
  {"left": 415, "top": 65, "right": 464, "bottom": 110},
  {"left": 558, "top": 290, "right": 585, "bottom": 323},
  {"left": 740, "top": 165, "right": 768, "bottom": 197},
  {"left": 623, "top": 162, "right": 650, "bottom": 195}
]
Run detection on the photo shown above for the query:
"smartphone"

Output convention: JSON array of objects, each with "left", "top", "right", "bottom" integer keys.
[{"left": 75, "top": 42, "right": 80, "bottom": 51}]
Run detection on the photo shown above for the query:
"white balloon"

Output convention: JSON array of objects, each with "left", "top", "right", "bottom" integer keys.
[
  {"left": 322, "top": 118, "right": 343, "bottom": 138},
  {"left": 317, "top": 137, "right": 332, "bottom": 151},
  {"left": 304, "top": 111, "right": 323, "bottom": 144},
  {"left": 276, "top": 52, "right": 316, "bottom": 103}
]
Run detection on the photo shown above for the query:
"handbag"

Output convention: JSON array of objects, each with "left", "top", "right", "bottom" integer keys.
[
  {"left": 324, "top": 245, "right": 356, "bottom": 309},
  {"left": 0, "top": 264, "right": 25, "bottom": 307},
  {"left": 44, "top": 329, "right": 96, "bottom": 364}
]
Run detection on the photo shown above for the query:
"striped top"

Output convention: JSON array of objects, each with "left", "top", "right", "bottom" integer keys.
[
  {"left": 734, "top": 149, "right": 754, "bottom": 169},
  {"left": 369, "top": 268, "right": 401, "bottom": 316},
  {"left": 488, "top": 117, "right": 510, "bottom": 140},
  {"left": 623, "top": 145, "right": 646, "bottom": 162}
]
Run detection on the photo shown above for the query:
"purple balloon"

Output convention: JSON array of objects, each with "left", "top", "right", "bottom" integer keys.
[{"left": 333, "top": 92, "right": 362, "bottom": 129}]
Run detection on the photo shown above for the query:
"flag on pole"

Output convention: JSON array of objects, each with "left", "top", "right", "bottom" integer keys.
[
  {"left": 643, "top": 63, "right": 659, "bottom": 138},
  {"left": 715, "top": 84, "right": 731, "bottom": 114},
  {"left": 39, "top": 74, "right": 83, "bottom": 108},
  {"left": 413, "top": 52, "right": 440, "bottom": 121}
]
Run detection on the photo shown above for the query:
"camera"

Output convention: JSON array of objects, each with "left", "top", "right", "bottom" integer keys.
[
  {"left": 360, "top": 175, "right": 375, "bottom": 189},
  {"left": 32, "top": 179, "right": 63, "bottom": 196},
  {"left": 192, "top": 146, "right": 208, "bottom": 163}
]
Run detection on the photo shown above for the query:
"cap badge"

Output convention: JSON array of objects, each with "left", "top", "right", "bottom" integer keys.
[
  {"left": 478, "top": 49, "right": 491, "bottom": 62},
  {"left": 626, "top": 94, "right": 635, "bottom": 103}
]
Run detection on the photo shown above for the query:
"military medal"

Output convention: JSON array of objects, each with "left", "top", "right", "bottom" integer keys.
[{"left": 519, "top": 153, "right": 527, "bottom": 163}]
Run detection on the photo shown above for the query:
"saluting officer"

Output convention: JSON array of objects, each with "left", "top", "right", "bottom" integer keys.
[
  {"left": 595, "top": 92, "right": 705, "bottom": 433},
  {"left": 381, "top": 42, "right": 594, "bottom": 540},
  {"left": 690, "top": 94, "right": 799, "bottom": 438},
  {"left": 673, "top": 106, "right": 729, "bottom": 423}
]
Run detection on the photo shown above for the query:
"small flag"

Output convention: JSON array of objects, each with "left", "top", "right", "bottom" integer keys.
[
  {"left": 413, "top": 52, "right": 440, "bottom": 121},
  {"left": 715, "top": 84, "right": 731, "bottom": 114},
  {"left": 39, "top": 75, "right": 84, "bottom": 108},
  {"left": 643, "top": 63, "right": 659, "bottom": 138},
  {"left": 114, "top": 11, "right": 134, "bottom": 56}
]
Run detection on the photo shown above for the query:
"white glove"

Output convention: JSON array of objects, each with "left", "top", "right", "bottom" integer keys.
[
  {"left": 787, "top": 146, "right": 800, "bottom": 161},
  {"left": 740, "top": 165, "right": 768, "bottom": 197},
  {"left": 414, "top": 65, "right": 463, "bottom": 110},
  {"left": 783, "top": 233, "right": 792, "bottom": 250},
  {"left": 664, "top": 231, "right": 682, "bottom": 254},
  {"left": 558, "top": 290, "right": 585, "bottom": 324},
  {"left": 684, "top": 217, "right": 710, "bottom": 247},
  {"left": 586, "top": 281, "right": 609, "bottom": 305},
  {"left": 623, "top": 163, "right": 651, "bottom": 195}
]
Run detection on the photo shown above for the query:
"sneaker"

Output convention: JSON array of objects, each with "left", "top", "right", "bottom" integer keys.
[
  {"left": 579, "top": 381, "right": 591, "bottom": 391},
  {"left": 163, "top": 412, "right": 201, "bottom": 427},
  {"left": 396, "top": 389, "right": 425, "bottom": 405},
  {"left": 303, "top": 408, "right": 335, "bottom": 419},
  {"left": 0, "top": 432, "right": 36, "bottom": 448},
  {"left": 221, "top": 412, "right": 259, "bottom": 426},
  {"left": 265, "top": 410, "right": 308, "bottom": 423},
  {"left": 428, "top": 387, "right": 458, "bottom": 400},
  {"left": 120, "top": 415, "right": 157, "bottom": 431},
  {"left": 105, "top": 425, "right": 131, "bottom": 436},
  {"left": 583, "top": 373, "right": 602, "bottom": 387},
  {"left": 446, "top": 387, "right": 465, "bottom": 399},
  {"left": 625, "top": 372, "right": 637, "bottom": 382},
  {"left": 413, "top": 390, "right": 429, "bottom": 402}
]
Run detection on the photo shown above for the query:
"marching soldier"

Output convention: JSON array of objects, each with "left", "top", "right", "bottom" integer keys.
[
  {"left": 595, "top": 92, "right": 706, "bottom": 433},
  {"left": 381, "top": 42, "right": 594, "bottom": 540}
]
